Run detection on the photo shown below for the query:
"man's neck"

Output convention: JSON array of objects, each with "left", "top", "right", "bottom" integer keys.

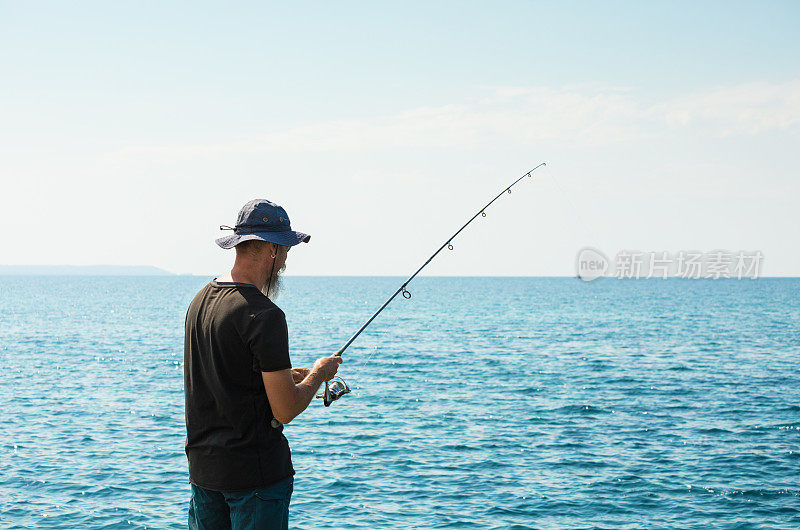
[{"left": 218, "top": 261, "right": 267, "bottom": 289}]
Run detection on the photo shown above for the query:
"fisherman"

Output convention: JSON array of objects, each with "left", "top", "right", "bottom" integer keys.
[{"left": 184, "top": 199, "right": 342, "bottom": 529}]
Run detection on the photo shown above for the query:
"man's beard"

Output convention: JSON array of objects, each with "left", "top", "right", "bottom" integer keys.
[{"left": 262, "top": 263, "right": 286, "bottom": 299}]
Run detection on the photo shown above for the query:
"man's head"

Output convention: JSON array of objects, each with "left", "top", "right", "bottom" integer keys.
[
  {"left": 233, "top": 239, "right": 289, "bottom": 298},
  {"left": 216, "top": 199, "right": 309, "bottom": 299}
]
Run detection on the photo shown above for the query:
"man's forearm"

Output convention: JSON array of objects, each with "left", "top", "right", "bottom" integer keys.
[{"left": 285, "top": 369, "right": 326, "bottom": 422}]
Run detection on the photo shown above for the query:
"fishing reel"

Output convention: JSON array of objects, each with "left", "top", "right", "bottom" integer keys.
[{"left": 316, "top": 376, "right": 351, "bottom": 407}]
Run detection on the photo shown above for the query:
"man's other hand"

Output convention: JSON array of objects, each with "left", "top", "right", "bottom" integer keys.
[{"left": 291, "top": 367, "right": 310, "bottom": 384}]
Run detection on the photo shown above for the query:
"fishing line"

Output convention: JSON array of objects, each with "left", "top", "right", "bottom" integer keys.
[
  {"left": 546, "top": 171, "right": 601, "bottom": 251},
  {"left": 316, "top": 163, "right": 547, "bottom": 406},
  {"left": 346, "top": 344, "right": 380, "bottom": 392}
]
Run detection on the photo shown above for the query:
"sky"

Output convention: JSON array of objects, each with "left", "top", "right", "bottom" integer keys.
[{"left": 1, "top": 1, "right": 798, "bottom": 276}]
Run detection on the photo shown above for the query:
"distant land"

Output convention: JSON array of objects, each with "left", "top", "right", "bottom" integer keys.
[{"left": 0, "top": 265, "right": 175, "bottom": 276}]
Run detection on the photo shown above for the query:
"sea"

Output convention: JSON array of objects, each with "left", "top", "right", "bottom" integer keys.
[{"left": 1, "top": 276, "right": 798, "bottom": 529}]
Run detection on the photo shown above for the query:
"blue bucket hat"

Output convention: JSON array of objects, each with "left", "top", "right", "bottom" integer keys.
[{"left": 216, "top": 199, "right": 310, "bottom": 249}]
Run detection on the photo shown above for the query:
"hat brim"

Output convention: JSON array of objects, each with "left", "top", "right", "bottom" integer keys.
[{"left": 216, "top": 230, "right": 311, "bottom": 250}]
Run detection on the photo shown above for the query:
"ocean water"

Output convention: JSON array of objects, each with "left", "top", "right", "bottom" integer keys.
[{"left": 1, "top": 276, "right": 799, "bottom": 529}]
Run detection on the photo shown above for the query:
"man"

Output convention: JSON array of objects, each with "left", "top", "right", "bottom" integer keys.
[{"left": 184, "top": 199, "right": 342, "bottom": 529}]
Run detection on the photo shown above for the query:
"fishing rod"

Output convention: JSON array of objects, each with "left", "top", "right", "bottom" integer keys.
[{"left": 317, "top": 163, "right": 547, "bottom": 406}]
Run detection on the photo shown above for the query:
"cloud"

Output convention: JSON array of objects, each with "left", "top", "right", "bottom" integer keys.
[
  {"left": 108, "top": 80, "right": 800, "bottom": 160},
  {"left": 652, "top": 80, "right": 800, "bottom": 135}
]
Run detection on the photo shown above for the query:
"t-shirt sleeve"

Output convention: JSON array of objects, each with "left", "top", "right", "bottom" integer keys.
[{"left": 246, "top": 308, "right": 292, "bottom": 373}]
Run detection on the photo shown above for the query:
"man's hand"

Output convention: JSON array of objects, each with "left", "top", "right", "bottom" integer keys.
[
  {"left": 291, "top": 367, "right": 310, "bottom": 384},
  {"left": 312, "top": 355, "right": 342, "bottom": 382}
]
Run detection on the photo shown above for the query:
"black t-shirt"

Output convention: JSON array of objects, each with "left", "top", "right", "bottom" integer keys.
[{"left": 184, "top": 279, "right": 294, "bottom": 491}]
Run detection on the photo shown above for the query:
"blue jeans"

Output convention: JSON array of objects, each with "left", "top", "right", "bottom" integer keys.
[{"left": 188, "top": 476, "right": 293, "bottom": 530}]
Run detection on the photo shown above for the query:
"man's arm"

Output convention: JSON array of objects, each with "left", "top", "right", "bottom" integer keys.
[{"left": 261, "top": 355, "right": 342, "bottom": 424}]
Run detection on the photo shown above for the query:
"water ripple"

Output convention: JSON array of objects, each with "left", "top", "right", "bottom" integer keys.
[{"left": 1, "top": 276, "right": 799, "bottom": 528}]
